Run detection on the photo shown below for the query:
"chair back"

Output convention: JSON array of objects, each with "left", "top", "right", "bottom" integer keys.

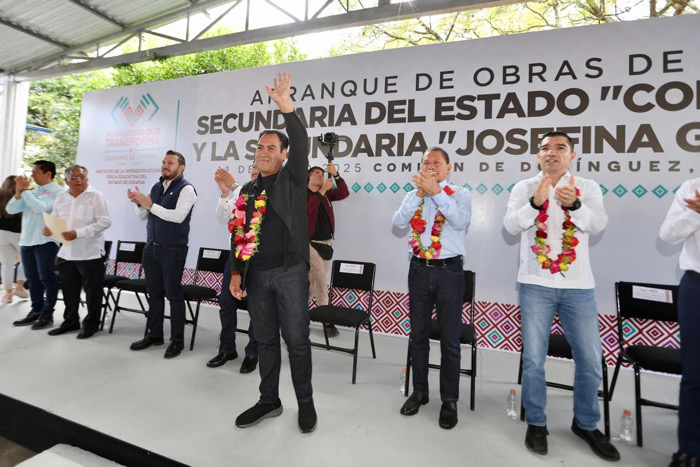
[
  {"left": 329, "top": 260, "right": 376, "bottom": 312},
  {"left": 102, "top": 240, "right": 113, "bottom": 264},
  {"left": 616, "top": 281, "right": 679, "bottom": 323},
  {"left": 192, "top": 248, "right": 230, "bottom": 286},
  {"left": 463, "top": 270, "right": 476, "bottom": 323},
  {"left": 115, "top": 241, "right": 146, "bottom": 278}
]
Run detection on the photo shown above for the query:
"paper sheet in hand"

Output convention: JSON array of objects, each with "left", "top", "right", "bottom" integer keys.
[{"left": 42, "top": 212, "right": 71, "bottom": 244}]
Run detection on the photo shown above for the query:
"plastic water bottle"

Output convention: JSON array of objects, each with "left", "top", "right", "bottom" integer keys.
[
  {"left": 399, "top": 367, "right": 407, "bottom": 393},
  {"left": 216, "top": 332, "right": 221, "bottom": 350},
  {"left": 506, "top": 389, "right": 518, "bottom": 419},
  {"left": 619, "top": 409, "right": 635, "bottom": 442}
]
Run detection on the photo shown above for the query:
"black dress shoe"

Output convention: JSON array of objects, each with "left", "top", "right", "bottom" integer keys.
[
  {"left": 48, "top": 322, "right": 81, "bottom": 336},
  {"left": 324, "top": 324, "right": 340, "bottom": 338},
  {"left": 164, "top": 341, "right": 184, "bottom": 359},
  {"left": 14, "top": 312, "right": 41, "bottom": 326},
  {"left": 240, "top": 356, "right": 259, "bottom": 374},
  {"left": 670, "top": 451, "right": 699, "bottom": 466},
  {"left": 298, "top": 400, "right": 317, "bottom": 433},
  {"left": 400, "top": 392, "right": 429, "bottom": 416},
  {"left": 571, "top": 419, "right": 620, "bottom": 461},
  {"left": 439, "top": 401, "right": 458, "bottom": 429},
  {"left": 207, "top": 350, "right": 238, "bottom": 368},
  {"left": 130, "top": 335, "right": 165, "bottom": 351},
  {"left": 77, "top": 329, "right": 97, "bottom": 339},
  {"left": 31, "top": 315, "right": 53, "bottom": 330},
  {"left": 525, "top": 424, "right": 549, "bottom": 455}
]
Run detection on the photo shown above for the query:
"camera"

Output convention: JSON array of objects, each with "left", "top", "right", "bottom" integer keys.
[{"left": 318, "top": 132, "right": 340, "bottom": 146}]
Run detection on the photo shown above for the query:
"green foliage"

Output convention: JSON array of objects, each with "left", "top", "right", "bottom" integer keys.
[
  {"left": 332, "top": 0, "right": 698, "bottom": 54},
  {"left": 24, "top": 40, "right": 306, "bottom": 173}
]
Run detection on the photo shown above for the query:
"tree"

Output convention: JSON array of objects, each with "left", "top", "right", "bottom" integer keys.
[
  {"left": 330, "top": 0, "right": 698, "bottom": 54},
  {"left": 24, "top": 40, "right": 306, "bottom": 175}
]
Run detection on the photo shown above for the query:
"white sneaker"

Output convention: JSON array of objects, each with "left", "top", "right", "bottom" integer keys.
[{"left": 2, "top": 294, "right": 12, "bottom": 304}]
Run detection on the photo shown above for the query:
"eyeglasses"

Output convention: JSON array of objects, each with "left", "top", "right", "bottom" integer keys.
[{"left": 68, "top": 176, "right": 87, "bottom": 181}]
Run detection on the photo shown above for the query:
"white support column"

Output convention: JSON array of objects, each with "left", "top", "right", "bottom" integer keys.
[{"left": 0, "top": 80, "right": 30, "bottom": 180}]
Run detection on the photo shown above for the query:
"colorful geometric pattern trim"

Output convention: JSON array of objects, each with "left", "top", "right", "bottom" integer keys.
[{"left": 107, "top": 261, "right": 680, "bottom": 367}]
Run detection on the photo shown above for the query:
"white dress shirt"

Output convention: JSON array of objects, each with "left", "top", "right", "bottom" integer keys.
[
  {"left": 392, "top": 180, "right": 472, "bottom": 259},
  {"left": 660, "top": 178, "right": 700, "bottom": 273},
  {"left": 504, "top": 172, "right": 608, "bottom": 289},
  {"left": 216, "top": 185, "right": 243, "bottom": 220},
  {"left": 135, "top": 180, "right": 197, "bottom": 222},
  {"left": 52, "top": 186, "right": 112, "bottom": 261}
]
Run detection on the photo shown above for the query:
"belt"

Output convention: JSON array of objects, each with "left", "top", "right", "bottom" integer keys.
[
  {"left": 411, "top": 255, "right": 462, "bottom": 267},
  {"left": 150, "top": 241, "right": 185, "bottom": 248}
]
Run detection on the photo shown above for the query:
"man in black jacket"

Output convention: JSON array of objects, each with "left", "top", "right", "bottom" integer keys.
[{"left": 229, "top": 71, "right": 316, "bottom": 433}]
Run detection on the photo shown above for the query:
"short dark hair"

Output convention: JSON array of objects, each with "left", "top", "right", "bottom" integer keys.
[
  {"left": 165, "top": 150, "right": 186, "bottom": 166},
  {"left": 308, "top": 166, "right": 324, "bottom": 177},
  {"left": 425, "top": 147, "right": 450, "bottom": 164},
  {"left": 258, "top": 130, "right": 289, "bottom": 151},
  {"left": 540, "top": 131, "right": 574, "bottom": 151},
  {"left": 33, "top": 160, "right": 56, "bottom": 179}
]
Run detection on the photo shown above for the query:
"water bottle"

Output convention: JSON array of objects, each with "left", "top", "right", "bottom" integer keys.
[
  {"left": 399, "top": 367, "right": 407, "bottom": 393},
  {"left": 506, "top": 389, "right": 518, "bottom": 419},
  {"left": 619, "top": 409, "right": 635, "bottom": 442},
  {"left": 216, "top": 332, "right": 221, "bottom": 351}
]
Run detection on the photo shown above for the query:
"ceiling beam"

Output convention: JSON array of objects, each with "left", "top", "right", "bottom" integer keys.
[
  {"left": 5, "top": 0, "right": 239, "bottom": 75},
  {"left": 0, "top": 17, "right": 70, "bottom": 49},
  {"left": 63, "top": 0, "right": 127, "bottom": 29},
  {"left": 7, "top": 0, "right": 515, "bottom": 81}
]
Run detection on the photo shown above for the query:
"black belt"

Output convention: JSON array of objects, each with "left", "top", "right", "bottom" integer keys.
[
  {"left": 411, "top": 256, "right": 462, "bottom": 267},
  {"left": 150, "top": 242, "right": 186, "bottom": 248}
]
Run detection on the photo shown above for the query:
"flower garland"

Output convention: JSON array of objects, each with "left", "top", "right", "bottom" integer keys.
[
  {"left": 531, "top": 188, "right": 581, "bottom": 275},
  {"left": 228, "top": 191, "right": 267, "bottom": 261},
  {"left": 408, "top": 185, "right": 456, "bottom": 259}
]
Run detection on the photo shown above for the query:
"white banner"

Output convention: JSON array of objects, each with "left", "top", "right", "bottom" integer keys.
[{"left": 77, "top": 15, "right": 700, "bottom": 314}]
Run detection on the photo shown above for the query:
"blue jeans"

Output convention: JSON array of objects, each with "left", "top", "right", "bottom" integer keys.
[
  {"left": 246, "top": 262, "right": 313, "bottom": 405},
  {"left": 21, "top": 242, "right": 59, "bottom": 315},
  {"left": 520, "top": 283, "right": 603, "bottom": 430},
  {"left": 219, "top": 259, "right": 257, "bottom": 357},
  {"left": 678, "top": 270, "right": 700, "bottom": 457},
  {"left": 142, "top": 243, "right": 187, "bottom": 342},
  {"left": 408, "top": 260, "right": 464, "bottom": 402}
]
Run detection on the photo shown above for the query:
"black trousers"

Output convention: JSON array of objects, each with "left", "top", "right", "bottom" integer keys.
[{"left": 57, "top": 257, "right": 105, "bottom": 331}]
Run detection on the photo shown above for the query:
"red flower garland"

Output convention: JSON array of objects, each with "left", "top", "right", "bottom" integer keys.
[{"left": 531, "top": 188, "right": 580, "bottom": 275}]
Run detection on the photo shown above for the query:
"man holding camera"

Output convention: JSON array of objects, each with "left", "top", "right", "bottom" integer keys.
[{"left": 307, "top": 162, "right": 349, "bottom": 337}]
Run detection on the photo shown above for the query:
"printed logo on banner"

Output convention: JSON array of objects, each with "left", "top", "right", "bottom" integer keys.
[{"left": 110, "top": 94, "right": 160, "bottom": 126}]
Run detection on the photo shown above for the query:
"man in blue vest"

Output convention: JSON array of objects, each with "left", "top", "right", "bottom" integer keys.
[{"left": 127, "top": 150, "right": 197, "bottom": 359}]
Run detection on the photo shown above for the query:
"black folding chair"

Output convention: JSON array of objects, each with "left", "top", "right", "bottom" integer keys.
[
  {"left": 108, "top": 241, "right": 148, "bottom": 333},
  {"left": 181, "top": 247, "right": 230, "bottom": 351},
  {"left": 516, "top": 332, "right": 611, "bottom": 438},
  {"left": 309, "top": 260, "right": 377, "bottom": 384},
  {"left": 609, "top": 281, "right": 681, "bottom": 447},
  {"left": 403, "top": 271, "right": 478, "bottom": 411}
]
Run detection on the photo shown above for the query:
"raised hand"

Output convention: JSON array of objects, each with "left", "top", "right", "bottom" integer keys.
[
  {"left": 265, "top": 71, "right": 293, "bottom": 113},
  {"left": 319, "top": 178, "right": 334, "bottom": 195},
  {"left": 412, "top": 170, "right": 440, "bottom": 197},
  {"left": 684, "top": 188, "right": 700, "bottom": 213},
  {"left": 533, "top": 174, "right": 551, "bottom": 207},
  {"left": 215, "top": 168, "right": 235, "bottom": 196},
  {"left": 555, "top": 174, "right": 577, "bottom": 208}
]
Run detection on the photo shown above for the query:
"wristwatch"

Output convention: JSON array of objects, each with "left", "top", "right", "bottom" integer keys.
[
  {"left": 529, "top": 196, "right": 544, "bottom": 211},
  {"left": 566, "top": 199, "right": 582, "bottom": 211},
  {"left": 333, "top": 174, "right": 340, "bottom": 180},
  {"left": 230, "top": 182, "right": 240, "bottom": 191}
]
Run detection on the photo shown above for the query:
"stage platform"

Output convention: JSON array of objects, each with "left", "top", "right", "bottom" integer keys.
[{"left": 0, "top": 296, "right": 679, "bottom": 467}]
